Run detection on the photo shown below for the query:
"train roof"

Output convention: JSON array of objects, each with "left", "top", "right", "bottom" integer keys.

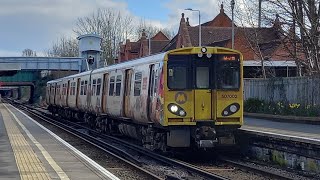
[
  {"left": 92, "top": 52, "right": 166, "bottom": 75},
  {"left": 47, "top": 46, "right": 242, "bottom": 85},
  {"left": 47, "top": 52, "right": 167, "bottom": 84}
]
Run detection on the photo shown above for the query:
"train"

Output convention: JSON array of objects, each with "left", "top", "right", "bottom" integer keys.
[{"left": 46, "top": 46, "right": 243, "bottom": 151}]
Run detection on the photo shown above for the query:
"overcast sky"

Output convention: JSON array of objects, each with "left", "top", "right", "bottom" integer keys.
[{"left": 0, "top": 0, "right": 223, "bottom": 56}]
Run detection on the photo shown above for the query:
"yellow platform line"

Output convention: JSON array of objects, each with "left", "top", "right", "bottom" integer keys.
[
  {"left": 2, "top": 104, "right": 51, "bottom": 180},
  {"left": 3, "top": 103, "right": 70, "bottom": 180}
]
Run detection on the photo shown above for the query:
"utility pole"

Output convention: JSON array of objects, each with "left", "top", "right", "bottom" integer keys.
[{"left": 231, "top": 0, "right": 235, "bottom": 49}]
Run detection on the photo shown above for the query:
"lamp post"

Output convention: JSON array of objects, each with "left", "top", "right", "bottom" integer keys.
[
  {"left": 185, "top": 8, "right": 201, "bottom": 47},
  {"left": 231, "top": 0, "right": 235, "bottom": 49}
]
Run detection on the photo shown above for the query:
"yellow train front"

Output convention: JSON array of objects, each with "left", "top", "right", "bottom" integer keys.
[{"left": 162, "top": 47, "right": 243, "bottom": 148}]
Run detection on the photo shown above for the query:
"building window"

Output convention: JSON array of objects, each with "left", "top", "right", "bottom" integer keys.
[{"left": 134, "top": 72, "right": 142, "bottom": 96}]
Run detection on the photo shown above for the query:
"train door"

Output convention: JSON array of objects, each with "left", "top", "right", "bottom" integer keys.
[
  {"left": 101, "top": 73, "right": 109, "bottom": 113},
  {"left": 76, "top": 78, "right": 80, "bottom": 108},
  {"left": 147, "top": 65, "right": 155, "bottom": 121},
  {"left": 66, "top": 80, "right": 70, "bottom": 106},
  {"left": 123, "top": 69, "right": 132, "bottom": 117},
  {"left": 54, "top": 83, "right": 57, "bottom": 105},
  {"left": 194, "top": 60, "right": 212, "bottom": 120}
]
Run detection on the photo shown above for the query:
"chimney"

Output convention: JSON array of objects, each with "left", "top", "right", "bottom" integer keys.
[
  {"left": 220, "top": 3, "right": 224, "bottom": 14},
  {"left": 141, "top": 29, "right": 147, "bottom": 40}
]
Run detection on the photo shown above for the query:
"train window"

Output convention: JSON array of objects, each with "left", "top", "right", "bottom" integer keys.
[
  {"left": 217, "top": 64, "right": 240, "bottom": 89},
  {"left": 73, "top": 82, "right": 76, "bottom": 95},
  {"left": 134, "top": 72, "right": 142, "bottom": 96},
  {"left": 64, "top": 83, "right": 67, "bottom": 95},
  {"left": 149, "top": 69, "right": 155, "bottom": 97},
  {"left": 92, "top": 79, "right": 97, "bottom": 96},
  {"left": 153, "top": 70, "right": 158, "bottom": 96},
  {"left": 109, "top": 76, "right": 115, "bottom": 96},
  {"left": 70, "top": 82, "right": 75, "bottom": 95},
  {"left": 80, "top": 81, "right": 84, "bottom": 95},
  {"left": 115, "top": 75, "right": 122, "bottom": 96},
  {"left": 84, "top": 80, "right": 88, "bottom": 95},
  {"left": 168, "top": 66, "right": 187, "bottom": 89},
  {"left": 196, "top": 67, "right": 209, "bottom": 88},
  {"left": 96, "top": 78, "right": 101, "bottom": 96}
]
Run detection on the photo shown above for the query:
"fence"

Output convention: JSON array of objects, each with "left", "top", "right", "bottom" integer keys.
[{"left": 244, "top": 76, "right": 320, "bottom": 105}]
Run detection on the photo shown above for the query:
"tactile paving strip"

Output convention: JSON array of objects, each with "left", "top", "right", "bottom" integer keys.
[{"left": 1, "top": 104, "right": 51, "bottom": 180}]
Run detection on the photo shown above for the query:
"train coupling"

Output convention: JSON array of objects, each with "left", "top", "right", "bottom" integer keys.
[
  {"left": 195, "top": 126, "right": 217, "bottom": 148},
  {"left": 199, "top": 139, "right": 218, "bottom": 148}
]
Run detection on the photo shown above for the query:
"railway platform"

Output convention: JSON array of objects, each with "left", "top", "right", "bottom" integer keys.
[
  {"left": 242, "top": 116, "right": 320, "bottom": 144},
  {"left": 0, "top": 102, "right": 119, "bottom": 180}
]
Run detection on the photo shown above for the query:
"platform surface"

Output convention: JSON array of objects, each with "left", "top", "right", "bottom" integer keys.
[
  {"left": 0, "top": 103, "right": 119, "bottom": 180},
  {"left": 242, "top": 117, "right": 320, "bottom": 143}
]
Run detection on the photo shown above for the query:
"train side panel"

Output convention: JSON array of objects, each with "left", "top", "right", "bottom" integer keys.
[
  {"left": 89, "top": 72, "right": 103, "bottom": 114},
  {"left": 77, "top": 74, "right": 90, "bottom": 111},
  {"left": 68, "top": 78, "right": 77, "bottom": 109},
  {"left": 105, "top": 70, "right": 124, "bottom": 117},
  {"left": 60, "top": 79, "right": 69, "bottom": 107},
  {"left": 54, "top": 81, "right": 63, "bottom": 107}
]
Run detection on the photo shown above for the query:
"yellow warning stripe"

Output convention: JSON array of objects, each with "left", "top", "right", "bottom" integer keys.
[
  {"left": 3, "top": 103, "right": 70, "bottom": 180},
  {"left": 1, "top": 104, "right": 51, "bottom": 180}
]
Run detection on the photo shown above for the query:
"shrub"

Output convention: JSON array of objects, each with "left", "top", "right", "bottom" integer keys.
[{"left": 244, "top": 98, "right": 265, "bottom": 113}]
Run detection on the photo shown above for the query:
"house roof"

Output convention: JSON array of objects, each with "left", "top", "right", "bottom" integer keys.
[
  {"left": 150, "top": 40, "right": 169, "bottom": 53},
  {"left": 188, "top": 26, "right": 233, "bottom": 46}
]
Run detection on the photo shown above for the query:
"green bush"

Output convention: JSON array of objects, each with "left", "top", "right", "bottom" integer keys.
[
  {"left": 244, "top": 98, "right": 320, "bottom": 117},
  {"left": 244, "top": 98, "right": 265, "bottom": 113}
]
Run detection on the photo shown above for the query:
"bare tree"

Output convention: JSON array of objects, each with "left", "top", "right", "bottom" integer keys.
[
  {"left": 46, "top": 36, "right": 78, "bottom": 57},
  {"left": 135, "top": 18, "right": 175, "bottom": 40},
  {"left": 259, "top": 0, "right": 320, "bottom": 75},
  {"left": 22, "top": 49, "right": 37, "bottom": 57},
  {"left": 221, "top": 0, "right": 312, "bottom": 77},
  {"left": 73, "top": 8, "right": 134, "bottom": 65}
]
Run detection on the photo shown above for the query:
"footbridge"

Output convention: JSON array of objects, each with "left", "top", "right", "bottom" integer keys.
[
  {"left": 0, "top": 57, "right": 82, "bottom": 71},
  {"left": 0, "top": 57, "right": 84, "bottom": 103}
]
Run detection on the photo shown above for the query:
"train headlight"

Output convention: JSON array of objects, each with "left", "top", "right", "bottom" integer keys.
[
  {"left": 168, "top": 103, "right": 187, "bottom": 117},
  {"left": 201, "top": 47, "right": 207, "bottom": 53},
  {"left": 179, "top": 110, "right": 186, "bottom": 116},
  {"left": 230, "top": 105, "right": 237, "bottom": 113},
  {"left": 170, "top": 105, "right": 178, "bottom": 113},
  {"left": 221, "top": 103, "right": 240, "bottom": 116}
]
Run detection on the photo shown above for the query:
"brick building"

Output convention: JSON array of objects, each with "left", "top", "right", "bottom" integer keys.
[
  {"left": 118, "top": 4, "right": 301, "bottom": 77},
  {"left": 117, "top": 29, "right": 169, "bottom": 63},
  {"left": 163, "top": 4, "right": 300, "bottom": 77}
]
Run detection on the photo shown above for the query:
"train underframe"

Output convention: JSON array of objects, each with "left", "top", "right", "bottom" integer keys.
[{"left": 48, "top": 105, "right": 240, "bottom": 151}]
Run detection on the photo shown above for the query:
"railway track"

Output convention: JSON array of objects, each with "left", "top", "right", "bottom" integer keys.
[
  {"left": 7, "top": 100, "right": 308, "bottom": 180},
  {"left": 8, "top": 100, "right": 229, "bottom": 180}
]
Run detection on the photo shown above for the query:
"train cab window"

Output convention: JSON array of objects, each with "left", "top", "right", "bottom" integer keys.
[
  {"left": 96, "top": 78, "right": 101, "bottom": 96},
  {"left": 115, "top": 75, "right": 122, "bottom": 96},
  {"left": 218, "top": 66, "right": 240, "bottom": 89},
  {"left": 109, "top": 76, "right": 115, "bottom": 96},
  {"left": 217, "top": 55, "right": 240, "bottom": 89},
  {"left": 196, "top": 67, "right": 209, "bottom": 88},
  {"left": 134, "top": 72, "right": 142, "bottom": 96},
  {"left": 167, "top": 55, "right": 191, "bottom": 90},
  {"left": 168, "top": 66, "right": 187, "bottom": 89},
  {"left": 92, "top": 79, "right": 97, "bottom": 96}
]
